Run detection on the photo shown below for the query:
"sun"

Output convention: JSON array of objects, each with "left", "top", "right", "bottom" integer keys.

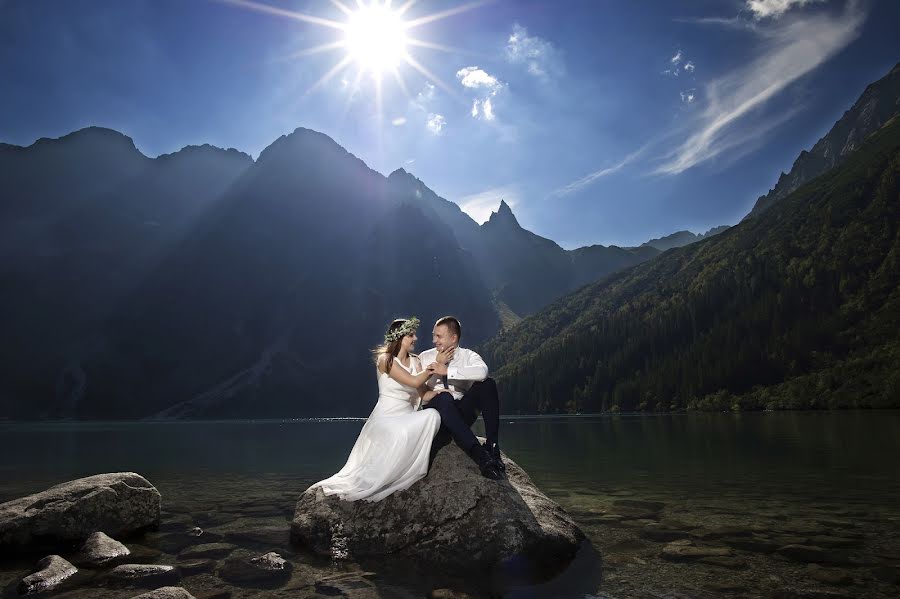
[
  {"left": 217, "top": 0, "right": 484, "bottom": 108},
  {"left": 344, "top": 4, "right": 408, "bottom": 75}
]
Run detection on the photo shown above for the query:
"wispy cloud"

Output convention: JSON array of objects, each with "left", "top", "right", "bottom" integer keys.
[
  {"left": 747, "top": 0, "right": 827, "bottom": 20},
  {"left": 426, "top": 113, "right": 446, "bottom": 135},
  {"left": 663, "top": 49, "right": 697, "bottom": 77},
  {"left": 392, "top": 117, "right": 406, "bottom": 126},
  {"left": 409, "top": 83, "right": 447, "bottom": 135},
  {"left": 680, "top": 89, "right": 696, "bottom": 103},
  {"left": 673, "top": 15, "right": 761, "bottom": 33},
  {"left": 655, "top": 1, "right": 866, "bottom": 175},
  {"left": 548, "top": 146, "right": 648, "bottom": 199},
  {"left": 458, "top": 186, "right": 521, "bottom": 224},
  {"left": 505, "top": 23, "right": 563, "bottom": 79}
]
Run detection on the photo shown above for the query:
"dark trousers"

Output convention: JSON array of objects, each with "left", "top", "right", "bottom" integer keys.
[{"left": 423, "top": 378, "right": 500, "bottom": 459}]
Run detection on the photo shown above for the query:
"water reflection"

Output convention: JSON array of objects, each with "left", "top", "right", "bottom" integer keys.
[{"left": 1, "top": 412, "right": 898, "bottom": 597}]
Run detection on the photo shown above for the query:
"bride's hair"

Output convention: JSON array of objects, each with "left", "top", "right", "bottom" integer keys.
[{"left": 372, "top": 318, "right": 417, "bottom": 374}]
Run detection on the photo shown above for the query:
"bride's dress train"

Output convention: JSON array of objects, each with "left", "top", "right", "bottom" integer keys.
[{"left": 308, "top": 356, "right": 441, "bottom": 502}]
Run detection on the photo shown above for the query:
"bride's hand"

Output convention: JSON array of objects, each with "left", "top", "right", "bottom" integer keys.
[{"left": 436, "top": 346, "right": 455, "bottom": 365}]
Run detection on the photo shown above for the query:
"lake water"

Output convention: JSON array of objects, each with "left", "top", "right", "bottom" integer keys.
[{"left": 1, "top": 412, "right": 899, "bottom": 598}]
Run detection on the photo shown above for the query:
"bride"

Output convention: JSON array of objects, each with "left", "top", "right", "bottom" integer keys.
[{"left": 307, "top": 317, "right": 451, "bottom": 502}]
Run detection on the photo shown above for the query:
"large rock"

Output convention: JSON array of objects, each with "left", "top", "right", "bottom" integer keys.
[
  {"left": 290, "top": 441, "right": 585, "bottom": 574},
  {"left": 0, "top": 472, "right": 161, "bottom": 554}
]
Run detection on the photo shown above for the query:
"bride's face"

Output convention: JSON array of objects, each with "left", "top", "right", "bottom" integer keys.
[{"left": 400, "top": 331, "right": 417, "bottom": 353}]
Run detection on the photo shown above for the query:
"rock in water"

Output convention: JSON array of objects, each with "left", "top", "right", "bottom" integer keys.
[
  {"left": 74, "top": 530, "right": 131, "bottom": 566},
  {"left": 290, "top": 441, "right": 585, "bottom": 575},
  {"left": 17, "top": 555, "right": 78, "bottom": 595},
  {"left": 129, "top": 588, "right": 197, "bottom": 599},
  {"left": 0, "top": 472, "right": 161, "bottom": 554}
]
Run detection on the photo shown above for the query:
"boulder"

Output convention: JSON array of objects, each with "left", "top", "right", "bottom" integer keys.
[
  {"left": 0, "top": 472, "right": 161, "bottom": 554},
  {"left": 290, "top": 441, "right": 585, "bottom": 575},
  {"left": 17, "top": 554, "right": 78, "bottom": 595}
]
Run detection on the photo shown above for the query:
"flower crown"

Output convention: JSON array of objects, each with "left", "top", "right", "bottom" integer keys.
[{"left": 384, "top": 316, "right": 420, "bottom": 344}]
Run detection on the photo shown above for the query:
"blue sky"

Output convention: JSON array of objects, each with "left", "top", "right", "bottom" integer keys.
[{"left": 2, "top": 0, "right": 899, "bottom": 247}]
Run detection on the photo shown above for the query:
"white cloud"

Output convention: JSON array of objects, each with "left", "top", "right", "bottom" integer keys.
[
  {"left": 426, "top": 113, "right": 446, "bottom": 135},
  {"left": 747, "top": 0, "right": 826, "bottom": 20},
  {"left": 671, "top": 50, "right": 683, "bottom": 65},
  {"left": 457, "top": 66, "right": 504, "bottom": 121},
  {"left": 655, "top": 1, "right": 866, "bottom": 175},
  {"left": 684, "top": 61, "right": 696, "bottom": 73},
  {"left": 471, "top": 98, "right": 496, "bottom": 121},
  {"left": 505, "top": 23, "right": 563, "bottom": 78},
  {"left": 680, "top": 90, "right": 696, "bottom": 103},
  {"left": 456, "top": 66, "right": 503, "bottom": 93},
  {"left": 392, "top": 117, "right": 406, "bottom": 126},
  {"left": 549, "top": 146, "right": 648, "bottom": 199},
  {"left": 458, "top": 186, "right": 521, "bottom": 224},
  {"left": 482, "top": 98, "right": 494, "bottom": 121}
]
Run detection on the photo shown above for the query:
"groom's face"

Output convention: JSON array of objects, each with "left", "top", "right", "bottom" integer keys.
[{"left": 432, "top": 324, "right": 458, "bottom": 351}]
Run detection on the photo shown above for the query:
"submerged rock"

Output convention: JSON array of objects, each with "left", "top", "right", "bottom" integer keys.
[
  {"left": 218, "top": 551, "right": 293, "bottom": 586},
  {"left": 102, "top": 563, "right": 181, "bottom": 587},
  {"left": 130, "top": 586, "right": 197, "bottom": 599},
  {"left": 0, "top": 472, "right": 161, "bottom": 553},
  {"left": 74, "top": 530, "right": 131, "bottom": 566},
  {"left": 17, "top": 555, "right": 78, "bottom": 595},
  {"left": 290, "top": 440, "right": 585, "bottom": 574}
]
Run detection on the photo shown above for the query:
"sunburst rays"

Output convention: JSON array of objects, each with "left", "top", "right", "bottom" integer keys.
[{"left": 216, "top": 0, "right": 486, "bottom": 109}]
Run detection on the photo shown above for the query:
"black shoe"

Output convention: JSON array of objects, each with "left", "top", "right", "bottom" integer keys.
[
  {"left": 488, "top": 442, "right": 506, "bottom": 473},
  {"left": 472, "top": 445, "right": 503, "bottom": 480}
]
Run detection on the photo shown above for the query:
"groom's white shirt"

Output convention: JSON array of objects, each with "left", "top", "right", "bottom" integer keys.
[{"left": 418, "top": 346, "right": 488, "bottom": 401}]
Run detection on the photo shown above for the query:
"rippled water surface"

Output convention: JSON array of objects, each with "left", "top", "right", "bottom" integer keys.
[{"left": 2, "top": 412, "right": 899, "bottom": 598}]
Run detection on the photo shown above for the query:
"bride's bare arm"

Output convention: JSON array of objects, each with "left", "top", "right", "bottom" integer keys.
[{"left": 379, "top": 355, "right": 434, "bottom": 388}]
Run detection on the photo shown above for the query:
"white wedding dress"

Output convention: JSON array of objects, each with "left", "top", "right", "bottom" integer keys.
[{"left": 307, "top": 355, "right": 442, "bottom": 502}]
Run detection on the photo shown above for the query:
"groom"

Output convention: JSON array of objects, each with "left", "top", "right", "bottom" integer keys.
[{"left": 420, "top": 316, "right": 505, "bottom": 480}]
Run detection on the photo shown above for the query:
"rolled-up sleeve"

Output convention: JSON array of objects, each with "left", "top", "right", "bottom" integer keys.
[{"left": 447, "top": 349, "right": 488, "bottom": 381}]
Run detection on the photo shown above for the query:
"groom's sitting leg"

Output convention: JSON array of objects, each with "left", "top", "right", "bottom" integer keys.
[
  {"left": 425, "top": 392, "right": 479, "bottom": 453},
  {"left": 459, "top": 378, "right": 504, "bottom": 472},
  {"left": 459, "top": 378, "right": 500, "bottom": 448},
  {"left": 424, "top": 392, "right": 502, "bottom": 480}
]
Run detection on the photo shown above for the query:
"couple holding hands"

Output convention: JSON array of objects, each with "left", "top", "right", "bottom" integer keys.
[{"left": 308, "top": 315, "right": 505, "bottom": 503}]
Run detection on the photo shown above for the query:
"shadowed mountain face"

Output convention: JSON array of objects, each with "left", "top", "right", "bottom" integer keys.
[
  {"left": 3, "top": 123, "right": 673, "bottom": 419},
  {"left": 483, "top": 115, "right": 900, "bottom": 413},
  {"left": 640, "top": 226, "right": 730, "bottom": 252},
  {"left": 746, "top": 61, "right": 900, "bottom": 219}
]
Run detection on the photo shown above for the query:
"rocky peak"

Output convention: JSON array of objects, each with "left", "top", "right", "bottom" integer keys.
[
  {"left": 485, "top": 199, "right": 520, "bottom": 228},
  {"left": 746, "top": 61, "right": 900, "bottom": 219}
]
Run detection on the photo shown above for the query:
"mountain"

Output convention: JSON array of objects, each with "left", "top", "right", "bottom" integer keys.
[
  {"left": 383, "top": 170, "right": 666, "bottom": 322},
  {"left": 746, "top": 61, "right": 900, "bottom": 219},
  {"left": 481, "top": 114, "right": 900, "bottom": 413},
  {"left": 640, "top": 226, "right": 730, "bottom": 252},
  {"left": 0, "top": 126, "right": 723, "bottom": 420}
]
